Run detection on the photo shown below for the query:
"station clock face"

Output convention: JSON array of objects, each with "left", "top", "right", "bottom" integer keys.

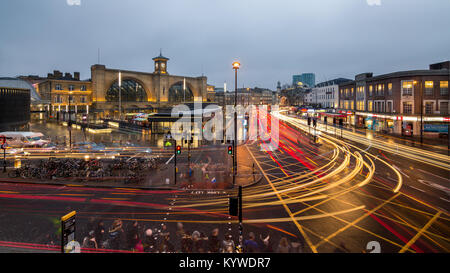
[
  {"left": 161, "top": 63, "right": 165, "bottom": 68},
  {"left": 155, "top": 63, "right": 159, "bottom": 69}
]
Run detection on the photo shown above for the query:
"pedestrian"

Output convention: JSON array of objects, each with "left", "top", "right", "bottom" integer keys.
[
  {"left": 159, "top": 233, "right": 174, "bottom": 253},
  {"left": 222, "top": 233, "right": 235, "bottom": 253},
  {"left": 82, "top": 230, "right": 98, "bottom": 249},
  {"left": 290, "top": 240, "right": 303, "bottom": 253},
  {"left": 133, "top": 234, "right": 144, "bottom": 253},
  {"left": 94, "top": 221, "right": 105, "bottom": 247},
  {"left": 142, "top": 228, "right": 156, "bottom": 253},
  {"left": 108, "top": 219, "right": 124, "bottom": 250},
  {"left": 126, "top": 221, "right": 140, "bottom": 250},
  {"left": 181, "top": 231, "right": 193, "bottom": 253},
  {"left": 259, "top": 233, "right": 273, "bottom": 253},
  {"left": 208, "top": 228, "right": 221, "bottom": 253},
  {"left": 276, "top": 237, "right": 290, "bottom": 253},
  {"left": 175, "top": 222, "right": 186, "bottom": 252},
  {"left": 243, "top": 232, "right": 259, "bottom": 253}
]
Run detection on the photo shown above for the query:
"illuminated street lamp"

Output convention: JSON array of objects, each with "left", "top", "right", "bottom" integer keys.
[
  {"left": 232, "top": 61, "right": 240, "bottom": 184},
  {"left": 232, "top": 60, "right": 243, "bottom": 252}
]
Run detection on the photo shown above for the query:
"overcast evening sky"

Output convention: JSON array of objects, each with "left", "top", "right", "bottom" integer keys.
[{"left": 1, "top": 0, "right": 449, "bottom": 89}]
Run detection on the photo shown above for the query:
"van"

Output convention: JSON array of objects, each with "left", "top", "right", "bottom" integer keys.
[{"left": 0, "top": 132, "right": 50, "bottom": 148}]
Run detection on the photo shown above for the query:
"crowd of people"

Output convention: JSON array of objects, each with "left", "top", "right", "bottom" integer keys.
[{"left": 79, "top": 219, "right": 305, "bottom": 253}]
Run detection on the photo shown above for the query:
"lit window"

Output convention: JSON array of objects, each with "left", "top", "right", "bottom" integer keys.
[
  {"left": 424, "top": 81, "right": 433, "bottom": 96},
  {"left": 402, "top": 81, "right": 413, "bottom": 96},
  {"left": 440, "top": 81, "right": 448, "bottom": 95}
]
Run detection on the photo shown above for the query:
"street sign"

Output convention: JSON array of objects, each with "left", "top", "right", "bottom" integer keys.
[{"left": 61, "top": 211, "right": 77, "bottom": 253}]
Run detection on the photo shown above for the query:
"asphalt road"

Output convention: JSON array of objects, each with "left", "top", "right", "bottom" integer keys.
[{"left": 0, "top": 116, "right": 448, "bottom": 253}]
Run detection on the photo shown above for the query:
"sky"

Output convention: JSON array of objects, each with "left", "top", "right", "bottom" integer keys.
[{"left": 1, "top": 0, "right": 449, "bottom": 90}]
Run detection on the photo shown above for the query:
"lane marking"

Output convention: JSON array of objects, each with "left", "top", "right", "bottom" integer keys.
[
  {"left": 399, "top": 211, "right": 442, "bottom": 253},
  {"left": 314, "top": 193, "right": 400, "bottom": 249},
  {"left": 246, "top": 144, "right": 318, "bottom": 253}
]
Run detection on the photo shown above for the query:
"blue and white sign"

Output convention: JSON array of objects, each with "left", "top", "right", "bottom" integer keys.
[{"left": 424, "top": 124, "right": 448, "bottom": 133}]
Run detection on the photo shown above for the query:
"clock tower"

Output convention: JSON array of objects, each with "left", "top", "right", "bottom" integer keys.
[{"left": 153, "top": 50, "right": 169, "bottom": 74}]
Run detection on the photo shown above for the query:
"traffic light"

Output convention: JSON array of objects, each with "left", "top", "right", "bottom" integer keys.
[
  {"left": 307, "top": 117, "right": 311, "bottom": 126},
  {"left": 313, "top": 118, "right": 317, "bottom": 127},
  {"left": 176, "top": 145, "right": 181, "bottom": 155},
  {"left": 228, "top": 146, "right": 233, "bottom": 155},
  {"left": 324, "top": 116, "right": 328, "bottom": 124},
  {"left": 229, "top": 197, "right": 238, "bottom": 216},
  {"left": 339, "top": 119, "right": 343, "bottom": 127}
]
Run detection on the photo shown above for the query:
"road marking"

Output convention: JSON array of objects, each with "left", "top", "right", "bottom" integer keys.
[
  {"left": 440, "top": 197, "right": 450, "bottom": 203},
  {"left": 315, "top": 193, "right": 400, "bottom": 249},
  {"left": 417, "top": 179, "right": 450, "bottom": 194},
  {"left": 399, "top": 211, "right": 442, "bottom": 253},
  {"left": 408, "top": 186, "right": 425, "bottom": 193},
  {"left": 246, "top": 144, "right": 318, "bottom": 253},
  {"left": 392, "top": 165, "right": 410, "bottom": 178},
  {"left": 417, "top": 169, "right": 450, "bottom": 182},
  {"left": 166, "top": 154, "right": 175, "bottom": 164}
]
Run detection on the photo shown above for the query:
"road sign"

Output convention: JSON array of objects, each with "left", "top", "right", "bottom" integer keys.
[{"left": 61, "top": 211, "right": 77, "bottom": 253}]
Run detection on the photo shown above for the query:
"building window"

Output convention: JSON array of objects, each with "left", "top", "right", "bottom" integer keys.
[
  {"left": 55, "top": 84, "right": 62, "bottom": 90},
  {"left": 55, "top": 95, "right": 62, "bottom": 103},
  {"left": 388, "top": 83, "right": 393, "bottom": 96},
  {"left": 440, "top": 101, "right": 449, "bottom": 115},
  {"left": 425, "top": 102, "right": 434, "bottom": 115},
  {"left": 387, "top": 101, "right": 392, "bottom": 113},
  {"left": 440, "top": 81, "right": 449, "bottom": 96},
  {"left": 369, "top": 85, "right": 373, "bottom": 96},
  {"left": 402, "top": 81, "right": 413, "bottom": 96},
  {"left": 81, "top": 85, "right": 86, "bottom": 91},
  {"left": 368, "top": 101, "right": 373, "bottom": 112},
  {"left": 403, "top": 102, "right": 413, "bottom": 114},
  {"left": 69, "top": 85, "right": 74, "bottom": 91},
  {"left": 424, "top": 81, "right": 434, "bottom": 96},
  {"left": 80, "top": 96, "right": 87, "bottom": 103},
  {"left": 106, "top": 79, "right": 147, "bottom": 102}
]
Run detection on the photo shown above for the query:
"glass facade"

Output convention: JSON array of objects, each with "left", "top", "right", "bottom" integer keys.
[
  {"left": 168, "top": 82, "right": 193, "bottom": 103},
  {"left": 106, "top": 79, "right": 147, "bottom": 102}
]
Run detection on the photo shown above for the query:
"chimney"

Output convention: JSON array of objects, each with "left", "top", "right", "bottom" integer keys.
[
  {"left": 54, "top": 70, "right": 63, "bottom": 79},
  {"left": 64, "top": 72, "right": 72, "bottom": 79},
  {"left": 74, "top": 72, "right": 80, "bottom": 81}
]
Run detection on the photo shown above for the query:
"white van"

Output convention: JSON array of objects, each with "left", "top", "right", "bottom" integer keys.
[{"left": 0, "top": 132, "right": 50, "bottom": 148}]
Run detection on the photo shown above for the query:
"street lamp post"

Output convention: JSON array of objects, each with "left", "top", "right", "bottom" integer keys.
[
  {"left": 118, "top": 71, "right": 122, "bottom": 121},
  {"left": 414, "top": 80, "right": 424, "bottom": 144},
  {"left": 232, "top": 60, "right": 243, "bottom": 251},
  {"left": 68, "top": 92, "right": 73, "bottom": 150},
  {"left": 232, "top": 61, "right": 240, "bottom": 186},
  {"left": 420, "top": 80, "right": 423, "bottom": 144}
]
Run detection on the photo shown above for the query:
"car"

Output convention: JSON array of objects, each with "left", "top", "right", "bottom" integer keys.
[
  {"left": 72, "top": 142, "right": 106, "bottom": 152},
  {"left": 0, "top": 132, "right": 50, "bottom": 148}
]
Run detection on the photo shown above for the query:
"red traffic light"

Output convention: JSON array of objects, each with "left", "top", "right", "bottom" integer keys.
[
  {"left": 228, "top": 146, "right": 233, "bottom": 155},
  {"left": 176, "top": 145, "right": 181, "bottom": 154}
]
